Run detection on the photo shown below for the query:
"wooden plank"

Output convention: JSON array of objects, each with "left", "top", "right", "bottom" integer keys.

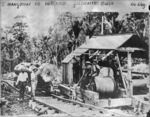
[
  {"left": 76, "top": 87, "right": 99, "bottom": 101},
  {"left": 95, "top": 98, "right": 132, "bottom": 108},
  {"left": 127, "top": 52, "right": 133, "bottom": 97},
  {"left": 122, "top": 70, "right": 149, "bottom": 75},
  {"left": 101, "top": 50, "right": 114, "bottom": 61},
  {"left": 117, "top": 47, "right": 146, "bottom": 52},
  {"left": 76, "top": 87, "right": 131, "bottom": 108},
  {"left": 58, "top": 84, "right": 99, "bottom": 102},
  {"left": 58, "top": 84, "right": 71, "bottom": 97},
  {"left": 89, "top": 50, "right": 99, "bottom": 59}
]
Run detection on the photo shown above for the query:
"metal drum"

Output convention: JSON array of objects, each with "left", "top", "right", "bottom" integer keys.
[{"left": 95, "top": 76, "right": 117, "bottom": 98}]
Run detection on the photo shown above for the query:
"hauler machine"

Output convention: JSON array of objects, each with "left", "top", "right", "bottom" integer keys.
[{"left": 59, "top": 34, "right": 149, "bottom": 111}]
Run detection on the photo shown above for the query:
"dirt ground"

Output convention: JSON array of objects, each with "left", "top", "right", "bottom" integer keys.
[
  {"left": 1, "top": 67, "right": 62, "bottom": 116},
  {"left": 1, "top": 84, "right": 37, "bottom": 116},
  {"left": 1, "top": 98, "right": 37, "bottom": 116}
]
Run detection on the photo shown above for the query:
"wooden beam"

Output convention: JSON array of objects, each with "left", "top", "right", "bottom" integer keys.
[
  {"left": 58, "top": 84, "right": 99, "bottom": 103},
  {"left": 95, "top": 98, "right": 132, "bottom": 108},
  {"left": 81, "top": 55, "right": 85, "bottom": 78},
  {"left": 127, "top": 52, "right": 133, "bottom": 97},
  {"left": 101, "top": 50, "right": 114, "bottom": 61},
  {"left": 76, "top": 87, "right": 99, "bottom": 101},
  {"left": 116, "top": 53, "right": 128, "bottom": 96},
  {"left": 117, "top": 47, "right": 146, "bottom": 52},
  {"left": 58, "top": 84, "right": 72, "bottom": 97},
  {"left": 122, "top": 70, "right": 149, "bottom": 75},
  {"left": 89, "top": 50, "right": 99, "bottom": 59}
]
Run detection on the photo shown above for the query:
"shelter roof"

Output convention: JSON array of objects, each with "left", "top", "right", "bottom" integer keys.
[
  {"left": 79, "top": 34, "right": 148, "bottom": 51},
  {"left": 62, "top": 34, "right": 148, "bottom": 63},
  {"left": 62, "top": 48, "right": 88, "bottom": 63}
]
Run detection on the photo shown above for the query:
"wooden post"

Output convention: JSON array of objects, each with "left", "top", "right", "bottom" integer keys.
[
  {"left": 116, "top": 53, "right": 128, "bottom": 96},
  {"left": 143, "top": 18, "right": 146, "bottom": 37},
  {"left": 68, "top": 60, "right": 73, "bottom": 84},
  {"left": 127, "top": 52, "right": 133, "bottom": 97},
  {"left": 80, "top": 55, "right": 85, "bottom": 82}
]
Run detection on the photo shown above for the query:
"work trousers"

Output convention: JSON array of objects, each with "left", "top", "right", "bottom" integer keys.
[
  {"left": 31, "top": 80, "right": 37, "bottom": 97},
  {"left": 19, "top": 81, "right": 26, "bottom": 100}
]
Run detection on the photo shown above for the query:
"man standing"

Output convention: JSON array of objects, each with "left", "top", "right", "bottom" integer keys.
[
  {"left": 79, "top": 61, "right": 92, "bottom": 89},
  {"left": 31, "top": 67, "right": 38, "bottom": 98},
  {"left": 16, "top": 69, "right": 28, "bottom": 100},
  {"left": 77, "top": 61, "right": 92, "bottom": 102},
  {"left": 88, "top": 59, "right": 100, "bottom": 88}
]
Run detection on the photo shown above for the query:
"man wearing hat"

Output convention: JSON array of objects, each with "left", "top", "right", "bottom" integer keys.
[
  {"left": 91, "top": 59, "right": 100, "bottom": 77},
  {"left": 79, "top": 61, "right": 92, "bottom": 89},
  {"left": 31, "top": 66, "right": 38, "bottom": 98},
  {"left": 88, "top": 59, "right": 100, "bottom": 85},
  {"left": 16, "top": 69, "right": 28, "bottom": 100}
]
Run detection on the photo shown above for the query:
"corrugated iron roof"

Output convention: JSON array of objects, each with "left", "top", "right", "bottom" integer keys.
[
  {"left": 79, "top": 34, "right": 133, "bottom": 49},
  {"left": 62, "top": 34, "right": 148, "bottom": 63}
]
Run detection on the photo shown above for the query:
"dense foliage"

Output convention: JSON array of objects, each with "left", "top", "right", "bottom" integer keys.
[{"left": 1, "top": 12, "right": 149, "bottom": 73}]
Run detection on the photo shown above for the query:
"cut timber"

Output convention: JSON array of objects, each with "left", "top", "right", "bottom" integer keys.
[
  {"left": 58, "top": 84, "right": 71, "bottom": 97},
  {"left": 59, "top": 84, "right": 99, "bottom": 101},
  {"left": 76, "top": 87, "right": 131, "bottom": 108},
  {"left": 76, "top": 87, "right": 99, "bottom": 101},
  {"left": 94, "top": 98, "right": 132, "bottom": 108},
  {"left": 59, "top": 84, "right": 132, "bottom": 108}
]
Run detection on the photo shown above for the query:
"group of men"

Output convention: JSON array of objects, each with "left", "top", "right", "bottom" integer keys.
[
  {"left": 15, "top": 66, "right": 38, "bottom": 100},
  {"left": 15, "top": 59, "right": 100, "bottom": 100}
]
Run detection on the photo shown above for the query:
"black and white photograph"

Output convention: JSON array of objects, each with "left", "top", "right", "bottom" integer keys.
[{"left": 0, "top": 0, "right": 149, "bottom": 116}]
